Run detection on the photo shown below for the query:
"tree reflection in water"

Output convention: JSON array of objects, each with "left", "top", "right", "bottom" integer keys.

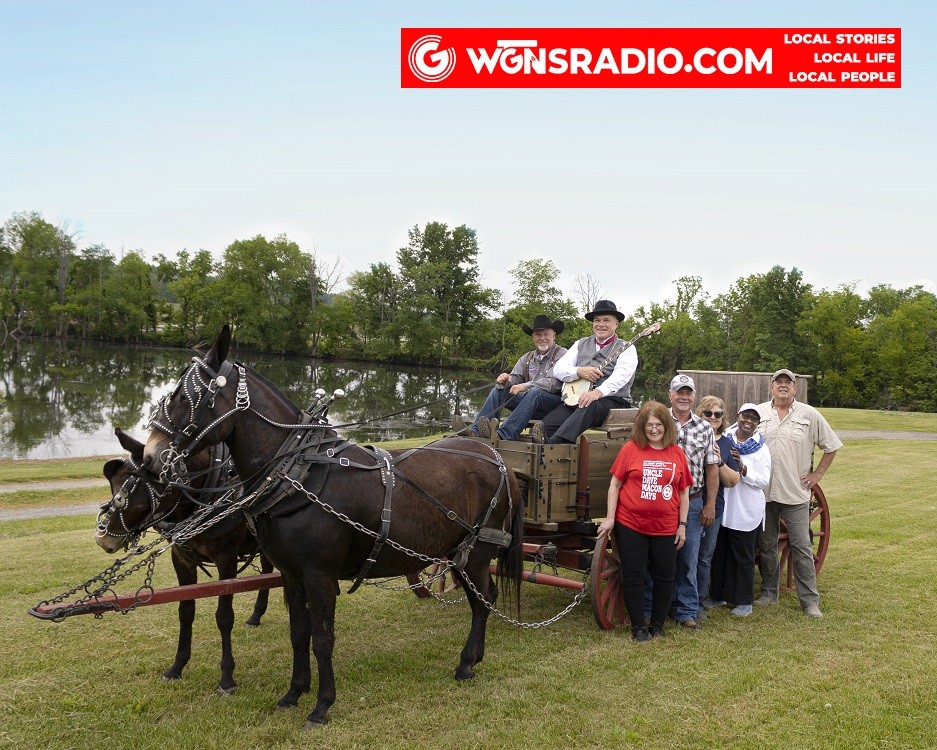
[{"left": 0, "top": 339, "right": 491, "bottom": 459}]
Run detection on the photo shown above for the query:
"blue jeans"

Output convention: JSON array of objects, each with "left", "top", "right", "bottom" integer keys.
[
  {"left": 672, "top": 495, "right": 705, "bottom": 622},
  {"left": 471, "top": 386, "right": 520, "bottom": 433},
  {"left": 495, "top": 388, "right": 562, "bottom": 441},
  {"left": 696, "top": 512, "right": 722, "bottom": 612}
]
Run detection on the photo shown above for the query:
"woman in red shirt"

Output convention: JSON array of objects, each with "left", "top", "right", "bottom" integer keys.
[{"left": 598, "top": 400, "right": 691, "bottom": 641}]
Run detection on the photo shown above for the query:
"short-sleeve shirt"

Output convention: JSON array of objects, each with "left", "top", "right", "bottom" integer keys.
[
  {"left": 757, "top": 399, "right": 843, "bottom": 505},
  {"left": 610, "top": 442, "right": 693, "bottom": 536},
  {"left": 671, "top": 410, "right": 718, "bottom": 494}
]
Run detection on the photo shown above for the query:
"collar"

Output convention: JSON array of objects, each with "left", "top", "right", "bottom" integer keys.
[{"left": 595, "top": 335, "right": 617, "bottom": 349}]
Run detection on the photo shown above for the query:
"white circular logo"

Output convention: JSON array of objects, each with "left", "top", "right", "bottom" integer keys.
[
  {"left": 408, "top": 34, "right": 456, "bottom": 83},
  {"left": 662, "top": 485, "right": 673, "bottom": 501}
]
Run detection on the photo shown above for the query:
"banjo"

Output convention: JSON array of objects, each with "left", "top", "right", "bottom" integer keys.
[{"left": 561, "top": 322, "right": 661, "bottom": 406}]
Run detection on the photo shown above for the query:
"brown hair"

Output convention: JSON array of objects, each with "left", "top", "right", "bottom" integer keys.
[
  {"left": 631, "top": 400, "right": 677, "bottom": 448},
  {"left": 697, "top": 395, "right": 729, "bottom": 435}
]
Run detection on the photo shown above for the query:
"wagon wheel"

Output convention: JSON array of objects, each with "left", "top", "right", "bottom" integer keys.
[
  {"left": 406, "top": 561, "right": 462, "bottom": 599},
  {"left": 589, "top": 528, "right": 626, "bottom": 630},
  {"left": 776, "top": 484, "right": 830, "bottom": 591}
]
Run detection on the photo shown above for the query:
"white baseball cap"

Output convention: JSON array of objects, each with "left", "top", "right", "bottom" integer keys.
[{"left": 669, "top": 374, "right": 695, "bottom": 392}]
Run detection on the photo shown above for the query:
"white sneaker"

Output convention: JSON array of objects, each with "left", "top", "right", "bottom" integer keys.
[
  {"left": 754, "top": 595, "right": 778, "bottom": 606},
  {"left": 804, "top": 604, "right": 823, "bottom": 618},
  {"left": 731, "top": 604, "right": 753, "bottom": 617}
]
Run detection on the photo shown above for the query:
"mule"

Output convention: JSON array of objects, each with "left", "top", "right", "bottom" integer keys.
[
  {"left": 142, "top": 324, "right": 523, "bottom": 727},
  {"left": 97, "top": 427, "right": 273, "bottom": 694}
]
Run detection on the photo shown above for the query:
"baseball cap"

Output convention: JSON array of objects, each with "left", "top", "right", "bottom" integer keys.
[
  {"left": 738, "top": 402, "right": 761, "bottom": 416},
  {"left": 669, "top": 374, "right": 695, "bottom": 392},
  {"left": 771, "top": 368, "right": 796, "bottom": 382}
]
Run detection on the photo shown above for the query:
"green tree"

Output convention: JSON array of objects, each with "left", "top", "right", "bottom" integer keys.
[
  {"left": 165, "top": 249, "right": 217, "bottom": 342},
  {"left": 100, "top": 251, "right": 160, "bottom": 340},
  {"left": 396, "top": 222, "right": 498, "bottom": 365},
  {"left": 67, "top": 244, "right": 116, "bottom": 338},
  {"left": 796, "top": 285, "right": 870, "bottom": 406},
  {"left": 345, "top": 263, "right": 402, "bottom": 358},
  {"left": 866, "top": 289, "right": 937, "bottom": 410},
  {"left": 3, "top": 212, "right": 64, "bottom": 336},
  {"left": 214, "top": 234, "right": 312, "bottom": 353}
]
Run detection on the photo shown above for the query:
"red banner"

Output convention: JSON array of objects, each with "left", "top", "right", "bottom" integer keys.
[{"left": 401, "top": 28, "right": 901, "bottom": 89}]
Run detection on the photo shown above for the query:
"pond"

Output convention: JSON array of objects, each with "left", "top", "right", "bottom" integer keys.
[{"left": 0, "top": 337, "right": 494, "bottom": 459}]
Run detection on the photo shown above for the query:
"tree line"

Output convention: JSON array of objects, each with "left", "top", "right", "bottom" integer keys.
[{"left": 2, "top": 210, "right": 935, "bottom": 410}]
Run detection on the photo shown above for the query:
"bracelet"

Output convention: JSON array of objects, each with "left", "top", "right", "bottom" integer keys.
[{"left": 678, "top": 521, "right": 687, "bottom": 526}]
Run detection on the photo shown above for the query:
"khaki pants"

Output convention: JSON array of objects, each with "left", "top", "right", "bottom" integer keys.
[{"left": 758, "top": 501, "right": 819, "bottom": 608}]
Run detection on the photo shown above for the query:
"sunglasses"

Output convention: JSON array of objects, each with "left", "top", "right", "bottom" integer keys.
[{"left": 702, "top": 410, "right": 724, "bottom": 418}]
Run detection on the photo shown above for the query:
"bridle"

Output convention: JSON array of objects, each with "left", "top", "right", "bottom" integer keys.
[
  {"left": 96, "top": 445, "right": 239, "bottom": 549},
  {"left": 147, "top": 356, "right": 248, "bottom": 483},
  {"left": 95, "top": 455, "right": 182, "bottom": 548}
]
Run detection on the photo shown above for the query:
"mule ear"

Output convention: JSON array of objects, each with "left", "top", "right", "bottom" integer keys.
[
  {"left": 207, "top": 324, "right": 231, "bottom": 368},
  {"left": 114, "top": 427, "right": 144, "bottom": 458},
  {"left": 103, "top": 458, "right": 126, "bottom": 481}
]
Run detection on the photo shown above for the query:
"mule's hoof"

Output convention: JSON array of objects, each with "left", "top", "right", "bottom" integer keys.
[
  {"left": 244, "top": 620, "right": 261, "bottom": 628},
  {"left": 303, "top": 717, "right": 328, "bottom": 730},
  {"left": 455, "top": 667, "right": 476, "bottom": 681},
  {"left": 275, "top": 702, "right": 297, "bottom": 711},
  {"left": 162, "top": 673, "right": 182, "bottom": 682},
  {"left": 216, "top": 685, "right": 237, "bottom": 696}
]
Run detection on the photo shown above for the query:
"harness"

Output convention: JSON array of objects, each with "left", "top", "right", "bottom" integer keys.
[{"left": 149, "top": 356, "right": 516, "bottom": 594}]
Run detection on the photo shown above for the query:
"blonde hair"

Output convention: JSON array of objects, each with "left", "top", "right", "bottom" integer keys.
[
  {"left": 631, "top": 401, "right": 677, "bottom": 448},
  {"left": 696, "top": 395, "right": 729, "bottom": 435}
]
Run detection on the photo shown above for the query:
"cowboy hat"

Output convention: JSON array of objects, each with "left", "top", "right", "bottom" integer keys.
[
  {"left": 584, "top": 299, "right": 625, "bottom": 322},
  {"left": 521, "top": 314, "right": 565, "bottom": 335}
]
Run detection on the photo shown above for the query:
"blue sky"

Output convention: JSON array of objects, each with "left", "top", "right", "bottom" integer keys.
[{"left": 2, "top": 0, "right": 933, "bottom": 314}]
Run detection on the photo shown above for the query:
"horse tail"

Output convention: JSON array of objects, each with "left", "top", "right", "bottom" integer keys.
[{"left": 496, "top": 469, "right": 524, "bottom": 617}]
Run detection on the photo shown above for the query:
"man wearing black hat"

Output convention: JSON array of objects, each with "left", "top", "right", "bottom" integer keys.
[
  {"left": 454, "top": 314, "right": 567, "bottom": 440},
  {"left": 531, "top": 300, "right": 637, "bottom": 444}
]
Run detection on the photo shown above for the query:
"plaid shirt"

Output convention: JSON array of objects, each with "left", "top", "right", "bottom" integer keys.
[{"left": 671, "top": 409, "right": 718, "bottom": 494}]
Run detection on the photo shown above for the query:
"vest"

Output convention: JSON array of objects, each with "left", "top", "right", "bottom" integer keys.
[{"left": 575, "top": 336, "right": 635, "bottom": 401}]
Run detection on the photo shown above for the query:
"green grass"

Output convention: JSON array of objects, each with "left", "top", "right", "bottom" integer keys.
[
  {"left": 817, "top": 407, "right": 937, "bottom": 433},
  {"left": 1, "top": 433, "right": 935, "bottom": 749},
  {"left": 0, "top": 456, "right": 114, "bottom": 484}
]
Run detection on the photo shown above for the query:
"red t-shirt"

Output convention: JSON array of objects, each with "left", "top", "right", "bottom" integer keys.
[{"left": 609, "top": 441, "right": 693, "bottom": 536}]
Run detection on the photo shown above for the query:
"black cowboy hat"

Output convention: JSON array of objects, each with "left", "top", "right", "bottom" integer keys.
[
  {"left": 522, "top": 314, "right": 565, "bottom": 335},
  {"left": 584, "top": 299, "right": 625, "bottom": 321}
]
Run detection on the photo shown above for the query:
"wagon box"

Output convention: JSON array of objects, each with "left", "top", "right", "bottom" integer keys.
[{"left": 496, "top": 440, "right": 580, "bottom": 527}]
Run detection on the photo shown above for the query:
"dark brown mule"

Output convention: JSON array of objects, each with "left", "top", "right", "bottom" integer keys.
[
  {"left": 97, "top": 427, "right": 273, "bottom": 694},
  {"left": 142, "top": 325, "right": 523, "bottom": 728}
]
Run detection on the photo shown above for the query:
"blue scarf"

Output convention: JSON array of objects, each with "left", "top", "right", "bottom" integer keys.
[{"left": 729, "top": 429, "right": 764, "bottom": 456}]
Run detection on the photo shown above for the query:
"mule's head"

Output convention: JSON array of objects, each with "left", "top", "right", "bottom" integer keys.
[
  {"left": 143, "top": 325, "right": 239, "bottom": 479},
  {"left": 97, "top": 428, "right": 224, "bottom": 553},
  {"left": 96, "top": 428, "right": 178, "bottom": 553}
]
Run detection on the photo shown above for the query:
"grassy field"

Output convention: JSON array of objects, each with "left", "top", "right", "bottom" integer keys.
[{"left": 1, "top": 410, "right": 935, "bottom": 749}]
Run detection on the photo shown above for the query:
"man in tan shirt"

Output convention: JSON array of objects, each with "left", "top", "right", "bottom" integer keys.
[{"left": 756, "top": 369, "right": 842, "bottom": 617}]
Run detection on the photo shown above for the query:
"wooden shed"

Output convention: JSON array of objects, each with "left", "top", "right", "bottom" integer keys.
[{"left": 676, "top": 370, "right": 811, "bottom": 419}]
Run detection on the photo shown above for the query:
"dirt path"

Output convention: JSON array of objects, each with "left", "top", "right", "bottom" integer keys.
[{"left": 0, "top": 478, "right": 106, "bottom": 522}]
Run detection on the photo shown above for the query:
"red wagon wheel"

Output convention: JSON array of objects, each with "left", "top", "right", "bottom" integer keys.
[
  {"left": 589, "top": 528, "right": 626, "bottom": 630},
  {"left": 776, "top": 484, "right": 830, "bottom": 591},
  {"left": 406, "top": 561, "right": 462, "bottom": 599}
]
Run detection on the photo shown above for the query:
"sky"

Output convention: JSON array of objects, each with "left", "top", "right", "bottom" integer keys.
[{"left": 2, "top": 0, "right": 934, "bottom": 315}]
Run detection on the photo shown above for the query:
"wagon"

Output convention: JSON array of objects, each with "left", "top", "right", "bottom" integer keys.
[
  {"left": 408, "top": 408, "right": 831, "bottom": 630},
  {"left": 31, "top": 411, "right": 830, "bottom": 629}
]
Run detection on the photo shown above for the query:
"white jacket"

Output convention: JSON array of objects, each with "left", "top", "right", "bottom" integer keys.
[{"left": 722, "top": 430, "right": 772, "bottom": 532}]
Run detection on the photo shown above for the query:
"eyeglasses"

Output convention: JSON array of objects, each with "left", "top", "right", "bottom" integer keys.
[
  {"left": 702, "top": 410, "right": 724, "bottom": 418},
  {"left": 646, "top": 423, "right": 665, "bottom": 431}
]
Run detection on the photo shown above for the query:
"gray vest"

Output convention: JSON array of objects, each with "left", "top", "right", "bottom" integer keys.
[{"left": 575, "top": 336, "right": 635, "bottom": 401}]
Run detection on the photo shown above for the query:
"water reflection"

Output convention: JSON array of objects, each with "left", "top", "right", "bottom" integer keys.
[{"left": 0, "top": 338, "right": 491, "bottom": 459}]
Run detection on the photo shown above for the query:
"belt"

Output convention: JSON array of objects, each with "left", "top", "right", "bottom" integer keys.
[{"left": 689, "top": 490, "right": 703, "bottom": 500}]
